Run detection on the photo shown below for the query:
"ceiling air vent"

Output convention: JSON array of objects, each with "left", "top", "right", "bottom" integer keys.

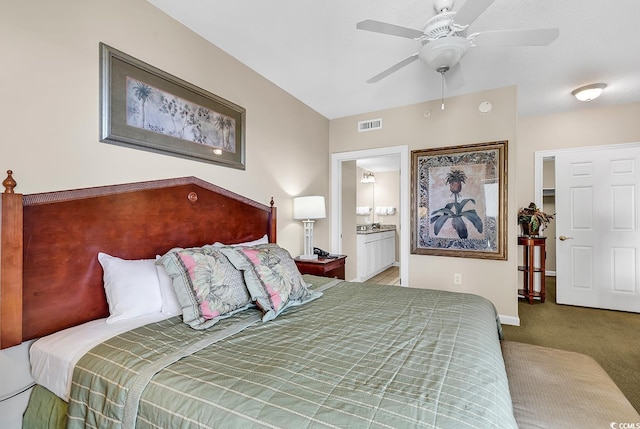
[{"left": 358, "top": 118, "right": 382, "bottom": 132}]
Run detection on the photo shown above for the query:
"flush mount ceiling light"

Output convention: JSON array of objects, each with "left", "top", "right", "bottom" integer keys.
[{"left": 572, "top": 83, "right": 607, "bottom": 102}]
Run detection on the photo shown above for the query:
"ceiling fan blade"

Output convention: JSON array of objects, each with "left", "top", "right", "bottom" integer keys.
[
  {"left": 356, "top": 19, "right": 424, "bottom": 39},
  {"left": 444, "top": 63, "right": 465, "bottom": 90},
  {"left": 453, "top": 0, "right": 495, "bottom": 27},
  {"left": 471, "top": 28, "right": 559, "bottom": 47},
  {"left": 366, "top": 53, "right": 420, "bottom": 83}
]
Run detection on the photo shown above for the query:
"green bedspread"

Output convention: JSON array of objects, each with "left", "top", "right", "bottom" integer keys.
[{"left": 66, "top": 277, "right": 517, "bottom": 428}]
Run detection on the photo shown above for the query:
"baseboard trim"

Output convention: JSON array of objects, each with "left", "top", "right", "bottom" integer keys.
[{"left": 500, "top": 315, "right": 520, "bottom": 326}]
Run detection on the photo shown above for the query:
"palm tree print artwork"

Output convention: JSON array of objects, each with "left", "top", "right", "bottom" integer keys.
[
  {"left": 125, "top": 77, "right": 236, "bottom": 152},
  {"left": 411, "top": 141, "right": 507, "bottom": 260},
  {"left": 100, "top": 44, "right": 245, "bottom": 168},
  {"left": 214, "top": 114, "right": 234, "bottom": 151},
  {"left": 133, "top": 82, "right": 152, "bottom": 129},
  {"left": 430, "top": 169, "right": 483, "bottom": 239}
]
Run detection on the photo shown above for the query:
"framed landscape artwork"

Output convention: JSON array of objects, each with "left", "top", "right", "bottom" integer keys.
[
  {"left": 99, "top": 43, "right": 245, "bottom": 169},
  {"left": 411, "top": 141, "right": 508, "bottom": 260}
]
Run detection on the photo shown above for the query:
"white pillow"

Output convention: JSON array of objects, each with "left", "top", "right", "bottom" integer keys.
[
  {"left": 98, "top": 252, "right": 163, "bottom": 324},
  {"left": 212, "top": 234, "right": 269, "bottom": 247},
  {"left": 155, "top": 257, "right": 183, "bottom": 316}
]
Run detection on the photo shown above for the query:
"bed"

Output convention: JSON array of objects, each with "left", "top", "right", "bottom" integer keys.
[{"left": 0, "top": 171, "right": 517, "bottom": 429}]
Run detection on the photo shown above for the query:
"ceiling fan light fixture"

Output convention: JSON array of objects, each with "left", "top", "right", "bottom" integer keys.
[
  {"left": 419, "top": 37, "right": 469, "bottom": 71},
  {"left": 357, "top": 1, "right": 558, "bottom": 84},
  {"left": 572, "top": 83, "right": 606, "bottom": 102}
]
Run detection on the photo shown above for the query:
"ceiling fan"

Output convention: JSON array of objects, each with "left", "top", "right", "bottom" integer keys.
[{"left": 357, "top": 0, "right": 559, "bottom": 85}]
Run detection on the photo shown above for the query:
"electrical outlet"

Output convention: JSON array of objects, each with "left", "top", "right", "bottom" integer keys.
[{"left": 453, "top": 273, "right": 462, "bottom": 285}]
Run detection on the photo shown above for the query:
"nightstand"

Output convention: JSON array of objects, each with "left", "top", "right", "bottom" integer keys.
[{"left": 294, "top": 255, "right": 347, "bottom": 279}]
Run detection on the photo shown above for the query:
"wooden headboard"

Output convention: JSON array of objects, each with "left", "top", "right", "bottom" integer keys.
[{"left": 0, "top": 171, "right": 276, "bottom": 349}]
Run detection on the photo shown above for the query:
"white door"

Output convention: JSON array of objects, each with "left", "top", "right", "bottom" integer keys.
[{"left": 555, "top": 145, "right": 640, "bottom": 312}]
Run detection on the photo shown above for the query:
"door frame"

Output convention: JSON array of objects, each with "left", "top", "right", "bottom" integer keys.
[
  {"left": 331, "top": 145, "right": 410, "bottom": 286},
  {"left": 534, "top": 141, "right": 640, "bottom": 278}
]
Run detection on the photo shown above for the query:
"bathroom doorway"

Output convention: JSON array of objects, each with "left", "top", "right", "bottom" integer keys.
[{"left": 331, "top": 146, "right": 409, "bottom": 286}]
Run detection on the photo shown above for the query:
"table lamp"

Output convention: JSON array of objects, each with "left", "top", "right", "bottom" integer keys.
[{"left": 293, "top": 196, "right": 326, "bottom": 260}]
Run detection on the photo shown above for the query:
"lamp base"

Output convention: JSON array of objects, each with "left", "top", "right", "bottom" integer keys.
[
  {"left": 298, "top": 254, "right": 318, "bottom": 261},
  {"left": 300, "top": 219, "right": 317, "bottom": 261}
]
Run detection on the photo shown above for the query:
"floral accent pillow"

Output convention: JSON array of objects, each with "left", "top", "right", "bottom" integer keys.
[
  {"left": 156, "top": 246, "right": 252, "bottom": 329},
  {"left": 220, "top": 244, "right": 321, "bottom": 321}
]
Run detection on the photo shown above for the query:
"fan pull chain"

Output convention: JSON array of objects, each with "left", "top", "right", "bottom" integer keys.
[
  {"left": 441, "top": 72, "right": 445, "bottom": 110},
  {"left": 437, "top": 66, "right": 449, "bottom": 111}
]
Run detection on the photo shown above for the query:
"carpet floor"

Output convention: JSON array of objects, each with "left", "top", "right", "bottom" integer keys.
[{"left": 502, "top": 277, "right": 640, "bottom": 413}]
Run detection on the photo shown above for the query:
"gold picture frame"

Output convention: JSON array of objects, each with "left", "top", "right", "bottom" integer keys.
[{"left": 411, "top": 141, "right": 508, "bottom": 260}]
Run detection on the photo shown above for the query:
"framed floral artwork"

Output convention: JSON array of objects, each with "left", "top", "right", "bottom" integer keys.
[
  {"left": 411, "top": 141, "right": 508, "bottom": 260},
  {"left": 99, "top": 43, "right": 245, "bottom": 169}
]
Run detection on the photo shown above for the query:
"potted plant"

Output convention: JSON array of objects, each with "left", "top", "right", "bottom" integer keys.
[{"left": 518, "top": 202, "right": 554, "bottom": 236}]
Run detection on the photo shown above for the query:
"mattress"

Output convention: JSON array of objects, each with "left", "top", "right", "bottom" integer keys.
[
  {"left": 60, "top": 277, "right": 517, "bottom": 428},
  {"left": 30, "top": 312, "right": 171, "bottom": 401}
]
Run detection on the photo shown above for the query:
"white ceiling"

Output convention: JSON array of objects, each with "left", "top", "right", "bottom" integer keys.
[{"left": 147, "top": 0, "right": 640, "bottom": 120}]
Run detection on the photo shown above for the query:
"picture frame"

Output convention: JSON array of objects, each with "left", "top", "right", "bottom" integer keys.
[
  {"left": 411, "top": 141, "right": 508, "bottom": 260},
  {"left": 99, "top": 43, "right": 245, "bottom": 169}
]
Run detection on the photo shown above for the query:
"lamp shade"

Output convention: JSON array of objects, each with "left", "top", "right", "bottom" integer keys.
[{"left": 293, "top": 196, "right": 326, "bottom": 220}]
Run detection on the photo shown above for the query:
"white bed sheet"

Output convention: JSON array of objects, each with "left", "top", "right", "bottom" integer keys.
[{"left": 30, "top": 312, "right": 171, "bottom": 401}]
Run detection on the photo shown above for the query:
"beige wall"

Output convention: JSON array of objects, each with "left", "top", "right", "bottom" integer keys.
[
  {"left": 517, "top": 102, "right": 640, "bottom": 209},
  {"left": 0, "top": 0, "right": 331, "bottom": 256},
  {"left": 341, "top": 161, "right": 358, "bottom": 281},
  {"left": 330, "top": 86, "right": 519, "bottom": 319},
  {"left": 371, "top": 170, "right": 400, "bottom": 229}
]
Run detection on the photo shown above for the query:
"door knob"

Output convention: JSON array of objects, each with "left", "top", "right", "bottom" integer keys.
[{"left": 559, "top": 235, "right": 573, "bottom": 241}]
